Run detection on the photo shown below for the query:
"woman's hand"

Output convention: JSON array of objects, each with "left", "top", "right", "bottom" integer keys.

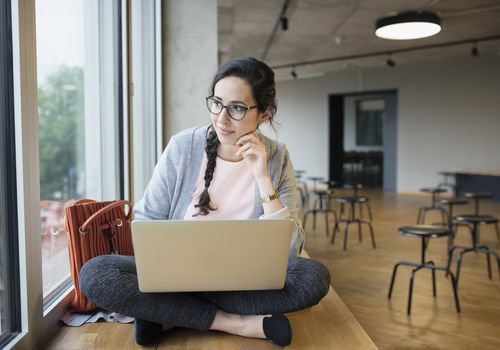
[{"left": 235, "top": 132, "right": 269, "bottom": 179}]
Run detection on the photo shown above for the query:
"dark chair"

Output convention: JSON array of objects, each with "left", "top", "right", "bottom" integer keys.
[
  {"left": 447, "top": 215, "right": 500, "bottom": 286},
  {"left": 454, "top": 192, "right": 500, "bottom": 242},
  {"left": 302, "top": 182, "right": 337, "bottom": 236},
  {"left": 304, "top": 176, "right": 324, "bottom": 209},
  {"left": 339, "top": 184, "right": 373, "bottom": 222},
  {"left": 295, "top": 170, "right": 307, "bottom": 208},
  {"left": 330, "top": 195, "right": 375, "bottom": 250},
  {"left": 388, "top": 225, "right": 461, "bottom": 315},
  {"left": 417, "top": 187, "right": 448, "bottom": 225},
  {"left": 435, "top": 197, "right": 468, "bottom": 251},
  {"left": 465, "top": 192, "right": 494, "bottom": 216}
]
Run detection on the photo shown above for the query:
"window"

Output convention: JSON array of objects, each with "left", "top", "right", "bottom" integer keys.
[
  {"left": 3, "top": 0, "right": 162, "bottom": 345},
  {"left": 356, "top": 99, "right": 384, "bottom": 146},
  {"left": 36, "top": 0, "right": 123, "bottom": 305},
  {"left": 0, "top": 0, "right": 21, "bottom": 345}
]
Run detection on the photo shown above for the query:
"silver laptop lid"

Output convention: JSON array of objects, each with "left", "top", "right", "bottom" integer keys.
[{"left": 131, "top": 219, "right": 294, "bottom": 292}]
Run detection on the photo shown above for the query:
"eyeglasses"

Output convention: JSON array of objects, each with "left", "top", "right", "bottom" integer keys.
[{"left": 206, "top": 96, "right": 257, "bottom": 121}]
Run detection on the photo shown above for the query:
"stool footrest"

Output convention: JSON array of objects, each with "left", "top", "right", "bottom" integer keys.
[{"left": 388, "top": 259, "right": 461, "bottom": 314}]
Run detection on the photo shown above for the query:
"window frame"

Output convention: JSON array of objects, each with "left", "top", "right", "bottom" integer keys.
[
  {"left": 0, "top": 0, "right": 22, "bottom": 347},
  {"left": 130, "top": 0, "right": 163, "bottom": 203}
]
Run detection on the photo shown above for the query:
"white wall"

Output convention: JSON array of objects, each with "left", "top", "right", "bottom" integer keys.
[{"left": 274, "top": 55, "right": 500, "bottom": 192}]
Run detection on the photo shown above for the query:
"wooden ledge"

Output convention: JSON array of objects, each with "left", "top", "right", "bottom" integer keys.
[{"left": 43, "top": 251, "right": 377, "bottom": 349}]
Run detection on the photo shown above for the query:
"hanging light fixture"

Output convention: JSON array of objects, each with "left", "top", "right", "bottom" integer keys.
[{"left": 375, "top": 11, "right": 441, "bottom": 40}]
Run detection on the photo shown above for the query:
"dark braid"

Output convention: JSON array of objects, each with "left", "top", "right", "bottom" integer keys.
[{"left": 193, "top": 126, "right": 219, "bottom": 216}]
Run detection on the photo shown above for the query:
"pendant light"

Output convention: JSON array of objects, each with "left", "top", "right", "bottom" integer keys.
[{"left": 375, "top": 11, "right": 441, "bottom": 40}]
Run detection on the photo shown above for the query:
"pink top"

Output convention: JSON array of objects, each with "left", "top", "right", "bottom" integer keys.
[{"left": 183, "top": 153, "right": 290, "bottom": 220}]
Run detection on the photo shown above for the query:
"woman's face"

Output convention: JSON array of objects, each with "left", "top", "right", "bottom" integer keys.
[{"left": 210, "top": 76, "right": 268, "bottom": 146}]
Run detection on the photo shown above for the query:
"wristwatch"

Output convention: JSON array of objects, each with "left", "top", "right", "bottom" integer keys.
[{"left": 261, "top": 190, "right": 280, "bottom": 203}]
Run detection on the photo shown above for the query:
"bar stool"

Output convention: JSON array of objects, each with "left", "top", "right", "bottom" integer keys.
[
  {"left": 339, "top": 184, "right": 373, "bottom": 222},
  {"left": 302, "top": 183, "right": 337, "bottom": 236},
  {"left": 295, "top": 170, "right": 307, "bottom": 208},
  {"left": 462, "top": 192, "right": 500, "bottom": 241},
  {"left": 330, "top": 196, "right": 375, "bottom": 250},
  {"left": 447, "top": 215, "right": 500, "bottom": 286},
  {"left": 435, "top": 197, "right": 468, "bottom": 249},
  {"left": 436, "top": 197, "right": 469, "bottom": 229},
  {"left": 304, "top": 176, "right": 324, "bottom": 209},
  {"left": 466, "top": 192, "right": 492, "bottom": 215},
  {"left": 388, "top": 225, "right": 461, "bottom": 315},
  {"left": 417, "top": 187, "right": 448, "bottom": 225}
]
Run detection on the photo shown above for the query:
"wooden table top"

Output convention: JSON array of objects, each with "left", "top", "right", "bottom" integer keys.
[{"left": 440, "top": 170, "right": 500, "bottom": 177}]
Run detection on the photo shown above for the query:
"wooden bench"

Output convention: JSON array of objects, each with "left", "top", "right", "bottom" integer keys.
[{"left": 44, "top": 252, "right": 377, "bottom": 349}]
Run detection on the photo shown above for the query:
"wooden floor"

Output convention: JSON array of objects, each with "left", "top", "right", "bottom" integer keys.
[
  {"left": 42, "top": 189, "right": 500, "bottom": 349},
  {"left": 303, "top": 189, "right": 500, "bottom": 350}
]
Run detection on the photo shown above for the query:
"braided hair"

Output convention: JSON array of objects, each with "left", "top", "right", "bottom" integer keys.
[
  {"left": 193, "top": 57, "right": 277, "bottom": 216},
  {"left": 193, "top": 126, "right": 219, "bottom": 216}
]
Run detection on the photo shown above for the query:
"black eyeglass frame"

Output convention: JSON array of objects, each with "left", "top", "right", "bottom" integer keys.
[{"left": 205, "top": 96, "right": 258, "bottom": 121}]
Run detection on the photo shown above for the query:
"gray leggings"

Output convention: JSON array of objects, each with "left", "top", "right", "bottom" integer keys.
[{"left": 79, "top": 255, "right": 331, "bottom": 331}]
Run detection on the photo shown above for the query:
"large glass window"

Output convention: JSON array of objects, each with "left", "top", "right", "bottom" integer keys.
[
  {"left": 0, "top": 0, "right": 21, "bottom": 344},
  {"left": 36, "top": 0, "right": 123, "bottom": 303},
  {"left": 356, "top": 99, "right": 384, "bottom": 146}
]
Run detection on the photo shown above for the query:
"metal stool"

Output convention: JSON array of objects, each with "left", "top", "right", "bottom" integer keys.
[
  {"left": 417, "top": 187, "right": 448, "bottom": 225},
  {"left": 388, "top": 225, "right": 461, "bottom": 315},
  {"left": 304, "top": 176, "right": 324, "bottom": 209},
  {"left": 303, "top": 188, "right": 337, "bottom": 236},
  {"left": 435, "top": 197, "right": 468, "bottom": 250},
  {"left": 295, "top": 170, "right": 307, "bottom": 208},
  {"left": 339, "top": 184, "right": 373, "bottom": 222},
  {"left": 465, "top": 192, "right": 493, "bottom": 215},
  {"left": 447, "top": 215, "right": 500, "bottom": 286},
  {"left": 461, "top": 192, "right": 500, "bottom": 241},
  {"left": 330, "top": 196, "right": 375, "bottom": 250}
]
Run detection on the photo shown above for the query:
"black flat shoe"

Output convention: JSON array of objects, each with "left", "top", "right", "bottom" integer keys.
[
  {"left": 134, "top": 318, "right": 163, "bottom": 345},
  {"left": 263, "top": 314, "right": 292, "bottom": 346}
]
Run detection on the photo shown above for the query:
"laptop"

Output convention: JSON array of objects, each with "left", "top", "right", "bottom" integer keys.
[{"left": 131, "top": 219, "right": 294, "bottom": 292}]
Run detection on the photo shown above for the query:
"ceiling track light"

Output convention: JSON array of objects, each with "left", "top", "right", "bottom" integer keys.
[
  {"left": 281, "top": 16, "right": 288, "bottom": 31},
  {"left": 261, "top": 0, "right": 290, "bottom": 60},
  {"left": 270, "top": 35, "right": 500, "bottom": 71},
  {"left": 375, "top": 10, "right": 441, "bottom": 40},
  {"left": 471, "top": 42, "right": 479, "bottom": 57},
  {"left": 386, "top": 53, "right": 396, "bottom": 67}
]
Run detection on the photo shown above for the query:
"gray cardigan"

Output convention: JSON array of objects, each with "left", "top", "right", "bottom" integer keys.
[{"left": 133, "top": 125, "right": 304, "bottom": 257}]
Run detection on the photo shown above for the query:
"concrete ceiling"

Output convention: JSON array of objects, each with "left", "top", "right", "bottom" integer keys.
[{"left": 218, "top": 0, "right": 500, "bottom": 80}]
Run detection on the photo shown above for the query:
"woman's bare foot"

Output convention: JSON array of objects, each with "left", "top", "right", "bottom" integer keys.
[
  {"left": 209, "top": 309, "right": 269, "bottom": 339},
  {"left": 209, "top": 310, "right": 292, "bottom": 346}
]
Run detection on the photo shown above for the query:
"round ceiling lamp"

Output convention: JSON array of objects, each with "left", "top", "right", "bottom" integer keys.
[{"left": 375, "top": 11, "right": 441, "bottom": 40}]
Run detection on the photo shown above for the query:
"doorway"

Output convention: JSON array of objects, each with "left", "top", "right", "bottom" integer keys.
[{"left": 329, "top": 90, "right": 397, "bottom": 190}]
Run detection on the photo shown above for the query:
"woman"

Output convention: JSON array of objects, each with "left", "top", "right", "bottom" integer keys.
[{"left": 79, "top": 57, "right": 330, "bottom": 347}]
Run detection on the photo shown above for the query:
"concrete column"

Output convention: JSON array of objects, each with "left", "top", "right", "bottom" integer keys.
[{"left": 163, "top": 0, "right": 218, "bottom": 142}]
